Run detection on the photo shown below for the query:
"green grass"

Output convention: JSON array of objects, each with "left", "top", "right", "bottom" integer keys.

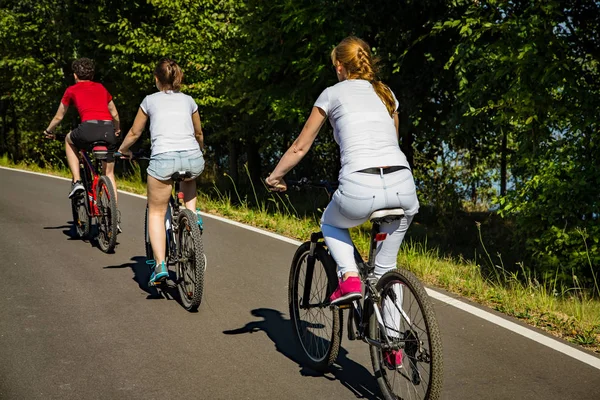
[{"left": 2, "top": 156, "right": 599, "bottom": 353}]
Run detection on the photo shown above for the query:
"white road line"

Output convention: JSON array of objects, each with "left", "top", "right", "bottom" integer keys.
[
  {"left": 2, "top": 165, "right": 599, "bottom": 370},
  {"left": 426, "top": 289, "right": 600, "bottom": 370}
]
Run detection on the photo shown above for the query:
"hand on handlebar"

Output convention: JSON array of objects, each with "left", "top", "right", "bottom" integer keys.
[
  {"left": 115, "top": 148, "right": 132, "bottom": 159},
  {"left": 43, "top": 130, "right": 55, "bottom": 140},
  {"left": 265, "top": 175, "right": 287, "bottom": 192}
]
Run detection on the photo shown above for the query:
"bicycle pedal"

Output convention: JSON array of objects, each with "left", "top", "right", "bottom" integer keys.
[{"left": 338, "top": 303, "right": 351, "bottom": 309}]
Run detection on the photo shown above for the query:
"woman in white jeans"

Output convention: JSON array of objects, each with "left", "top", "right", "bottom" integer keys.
[
  {"left": 266, "top": 36, "right": 418, "bottom": 368},
  {"left": 118, "top": 58, "right": 205, "bottom": 285}
]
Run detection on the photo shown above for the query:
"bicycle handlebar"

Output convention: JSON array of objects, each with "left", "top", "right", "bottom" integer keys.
[
  {"left": 286, "top": 178, "right": 338, "bottom": 194},
  {"left": 114, "top": 151, "right": 150, "bottom": 161}
]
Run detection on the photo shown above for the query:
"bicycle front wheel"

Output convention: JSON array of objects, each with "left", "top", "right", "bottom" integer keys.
[
  {"left": 71, "top": 192, "right": 90, "bottom": 239},
  {"left": 176, "top": 209, "right": 205, "bottom": 312},
  {"left": 96, "top": 176, "right": 118, "bottom": 253},
  {"left": 369, "top": 269, "right": 443, "bottom": 400},
  {"left": 288, "top": 241, "right": 342, "bottom": 371}
]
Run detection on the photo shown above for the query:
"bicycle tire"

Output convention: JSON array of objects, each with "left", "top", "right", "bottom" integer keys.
[
  {"left": 70, "top": 192, "right": 90, "bottom": 238},
  {"left": 288, "top": 241, "right": 342, "bottom": 371},
  {"left": 176, "top": 209, "right": 205, "bottom": 311},
  {"left": 96, "top": 175, "right": 118, "bottom": 253},
  {"left": 369, "top": 269, "right": 443, "bottom": 400}
]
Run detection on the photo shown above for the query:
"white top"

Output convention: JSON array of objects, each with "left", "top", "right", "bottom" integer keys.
[
  {"left": 140, "top": 91, "right": 200, "bottom": 156},
  {"left": 314, "top": 79, "right": 409, "bottom": 179}
]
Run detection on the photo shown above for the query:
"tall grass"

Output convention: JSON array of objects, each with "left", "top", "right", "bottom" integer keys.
[{"left": 1, "top": 158, "right": 598, "bottom": 352}]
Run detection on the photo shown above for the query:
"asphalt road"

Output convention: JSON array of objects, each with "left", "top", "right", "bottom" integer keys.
[{"left": 0, "top": 167, "right": 599, "bottom": 400}]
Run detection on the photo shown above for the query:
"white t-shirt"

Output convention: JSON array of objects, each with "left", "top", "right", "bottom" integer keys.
[
  {"left": 140, "top": 91, "right": 200, "bottom": 156},
  {"left": 314, "top": 79, "right": 409, "bottom": 179}
]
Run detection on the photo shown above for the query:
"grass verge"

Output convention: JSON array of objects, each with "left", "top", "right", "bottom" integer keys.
[{"left": 2, "top": 156, "right": 598, "bottom": 353}]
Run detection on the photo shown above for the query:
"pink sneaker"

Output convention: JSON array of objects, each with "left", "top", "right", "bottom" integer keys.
[
  {"left": 383, "top": 349, "right": 403, "bottom": 370},
  {"left": 329, "top": 276, "right": 362, "bottom": 305}
]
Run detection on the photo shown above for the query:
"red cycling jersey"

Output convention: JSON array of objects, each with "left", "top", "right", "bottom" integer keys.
[{"left": 61, "top": 81, "right": 113, "bottom": 122}]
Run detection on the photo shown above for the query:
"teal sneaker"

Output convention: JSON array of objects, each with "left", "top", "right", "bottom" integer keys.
[{"left": 148, "top": 260, "right": 168, "bottom": 285}]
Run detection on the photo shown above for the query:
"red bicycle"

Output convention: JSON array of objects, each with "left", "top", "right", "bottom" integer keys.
[{"left": 68, "top": 139, "right": 119, "bottom": 253}]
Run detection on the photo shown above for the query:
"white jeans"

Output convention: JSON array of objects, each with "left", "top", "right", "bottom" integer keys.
[{"left": 320, "top": 168, "right": 419, "bottom": 278}]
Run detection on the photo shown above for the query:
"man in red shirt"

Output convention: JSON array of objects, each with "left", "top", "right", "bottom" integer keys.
[{"left": 44, "top": 58, "right": 120, "bottom": 201}]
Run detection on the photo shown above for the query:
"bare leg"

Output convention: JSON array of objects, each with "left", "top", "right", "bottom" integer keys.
[
  {"left": 181, "top": 179, "right": 197, "bottom": 211},
  {"left": 102, "top": 160, "right": 118, "bottom": 204},
  {"left": 147, "top": 175, "right": 173, "bottom": 265},
  {"left": 65, "top": 133, "right": 80, "bottom": 181}
]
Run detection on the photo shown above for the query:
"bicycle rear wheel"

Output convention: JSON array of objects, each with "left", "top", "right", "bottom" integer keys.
[
  {"left": 288, "top": 241, "right": 342, "bottom": 371},
  {"left": 70, "top": 192, "right": 90, "bottom": 238},
  {"left": 96, "top": 175, "right": 118, "bottom": 253},
  {"left": 176, "top": 209, "right": 205, "bottom": 311},
  {"left": 369, "top": 269, "right": 443, "bottom": 400}
]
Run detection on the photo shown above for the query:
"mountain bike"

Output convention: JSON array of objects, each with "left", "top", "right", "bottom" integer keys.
[
  {"left": 287, "top": 179, "right": 443, "bottom": 400},
  {"left": 61, "top": 134, "right": 119, "bottom": 253},
  {"left": 116, "top": 152, "right": 206, "bottom": 312}
]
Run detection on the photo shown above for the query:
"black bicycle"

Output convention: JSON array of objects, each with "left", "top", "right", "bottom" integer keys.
[
  {"left": 116, "top": 152, "right": 206, "bottom": 312},
  {"left": 287, "top": 179, "right": 443, "bottom": 400}
]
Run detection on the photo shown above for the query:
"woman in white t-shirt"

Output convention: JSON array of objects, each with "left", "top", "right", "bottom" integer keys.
[
  {"left": 118, "top": 58, "right": 205, "bottom": 284},
  {"left": 266, "top": 37, "right": 419, "bottom": 368}
]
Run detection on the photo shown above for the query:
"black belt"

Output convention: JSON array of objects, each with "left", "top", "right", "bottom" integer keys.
[
  {"left": 84, "top": 120, "right": 112, "bottom": 125},
  {"left": 358, "top": 166, "right": 410, "bottom": 175}
]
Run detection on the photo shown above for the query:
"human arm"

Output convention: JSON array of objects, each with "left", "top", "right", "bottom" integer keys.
[
  {"left": 117, "top": 107, "right": 147, "bottom": 157},
  {"left": 43, "top": 103, "right": 69, "bottom": 138},
  {"left": 393, "top": 112, "right": 399, "bottom": 140},
  {"left": 265, "top": 106, "right": 327, "bottom": 191},
  {"left": 107, "top": 100, "right": 121, "bottom": 136},
  {"left": 192, "top": 111, "right": 204, "bottom": 151}
]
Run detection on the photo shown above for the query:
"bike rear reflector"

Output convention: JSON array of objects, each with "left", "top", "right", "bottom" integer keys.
[
  {"left": 375, "top": 233, "right": 388, "bottom": 241},
  {"left": 177, "top": 192, "right": 185, "bottom": 199}
]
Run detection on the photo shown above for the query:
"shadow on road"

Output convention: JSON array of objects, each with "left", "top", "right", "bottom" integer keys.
[
  {"left": 43, "top": 222, "right": 120, "bottom": 252},
  {"left": 104, "top": 256, "right": 185, "bottom": 308},
  {"left": 43, "top": 222, "right": 82, "bottom": 241},
  {"left": 223, "top": 308, "right": 382, "bottom": 399}
]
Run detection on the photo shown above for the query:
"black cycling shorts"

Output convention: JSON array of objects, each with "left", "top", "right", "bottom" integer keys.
[{"left": 70, "top": 120, "right": 118, "bottom": 162}]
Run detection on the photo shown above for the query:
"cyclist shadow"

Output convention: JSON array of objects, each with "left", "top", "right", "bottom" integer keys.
[
  {"left": 223, "top": 308, "right": 382, "bottom": 399},
  {"left": 104, "top": 256, "right": 183, "bottom": 306},
  {"left": 44, "top": 222, "right": 121, "bottom": 250},
  {"left": 43, "top": 223, "right": 86, "bottom": 241}
]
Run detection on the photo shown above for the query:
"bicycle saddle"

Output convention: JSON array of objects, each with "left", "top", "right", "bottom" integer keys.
[
  {"left": 369, "top": 208, "right": 405, "bottom": 224},
  {"left": 171, "top": 171, "right": 193, "bottom": 181},
  {"left": 91, "top": 141, "right": 109, "bottom": 160}
]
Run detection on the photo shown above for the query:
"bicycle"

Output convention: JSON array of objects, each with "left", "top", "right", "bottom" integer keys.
[
  {"left": 115, "top": 152, "right": 206, "bottom": 312},
  {"left": 287, "top": 179, "right": 443, "bottom": 400},
  {"left": 56, "top": 134, "right": 119, "bottom": 253}
]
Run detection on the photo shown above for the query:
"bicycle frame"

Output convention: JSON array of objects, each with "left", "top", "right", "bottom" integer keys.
[
  {"left": 305, "top": 221, "right": 405, "bottom": 352},
  {"left": 159, "top": 178, "right": 197, "bottom": 268},
  {"left": 78, "top": 149, "right": 104, "bottom": 218}
]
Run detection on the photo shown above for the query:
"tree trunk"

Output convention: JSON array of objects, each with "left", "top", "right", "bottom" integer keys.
[
  {"left": 228, "top": 138, "right": 239, "bottom": 185},
  {"left": 246, "top": 137, "right": 261, "bottom": 186},
  {"left": 0, "top": 100, "right": 7, "bottom": 154},
  {"left": 11, "top": 104, "right": 19, "bottom": 161},
  {"left": 500, "top": 128, "right": 507, "bottom": 196},
  {"left": 470, "top": 149, "right": 477, "bottom": 206},
  {"left": 399, "top": 106, "right": 414, "bottom": 168}
]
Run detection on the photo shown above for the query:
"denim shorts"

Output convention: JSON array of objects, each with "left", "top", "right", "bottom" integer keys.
[{"left": 147, "top": 149, "right": 205, "bottom": 181}]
